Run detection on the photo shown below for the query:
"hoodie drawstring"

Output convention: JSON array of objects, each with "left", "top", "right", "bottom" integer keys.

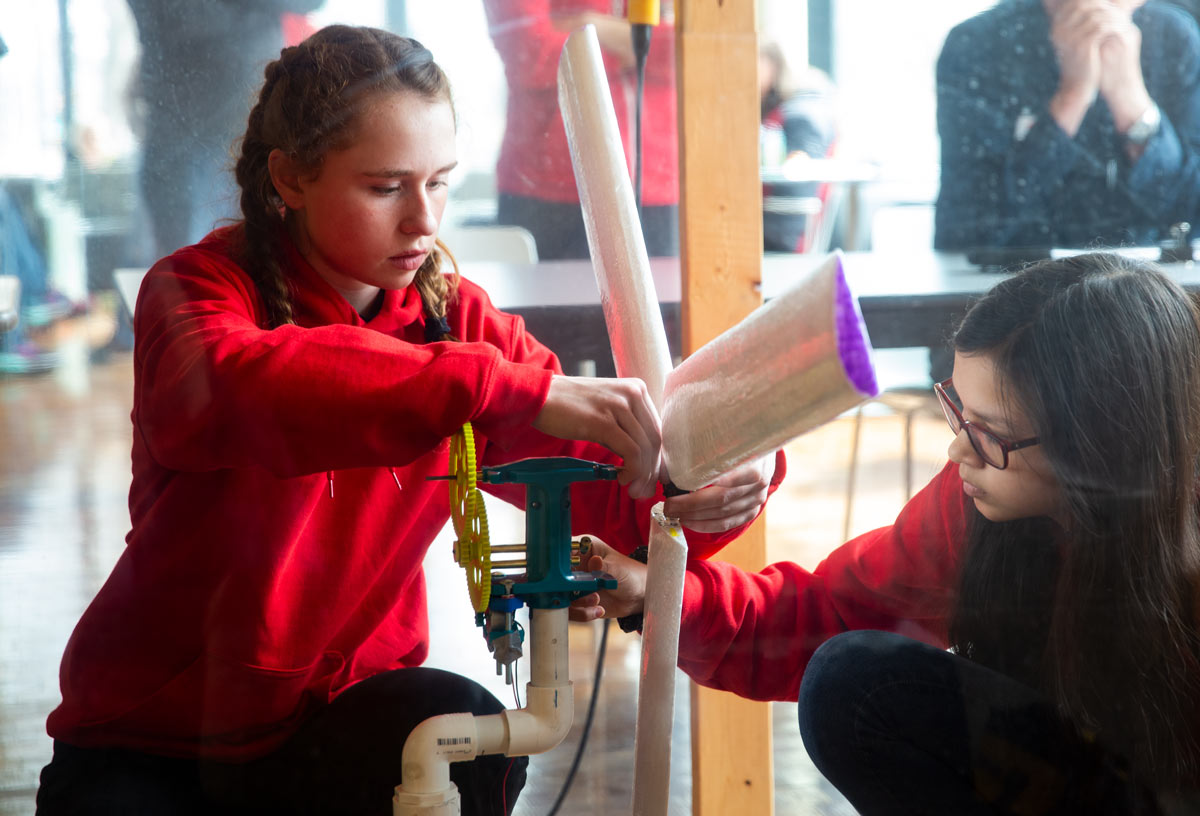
[{"left": 326, "top": 469, "right": 403, "bottom": 499}]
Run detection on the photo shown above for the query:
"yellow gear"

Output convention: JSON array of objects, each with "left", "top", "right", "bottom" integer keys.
[{"left": 449, "top": 423, "right": 491, "bottom": 611}]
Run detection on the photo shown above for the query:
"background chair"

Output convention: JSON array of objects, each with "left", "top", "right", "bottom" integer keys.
[
  {"left": 439, "top": 224, "right": 539, "bottom": 264},
  {"left": 113, "top": 268, "right": 146, "bottom": 317}
]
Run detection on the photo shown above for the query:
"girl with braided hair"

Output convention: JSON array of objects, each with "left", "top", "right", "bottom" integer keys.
[{"left": 36, "top": 25, "right": 782, "bottom": 815}]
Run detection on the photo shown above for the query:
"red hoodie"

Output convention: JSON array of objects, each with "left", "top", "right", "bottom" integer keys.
[
  {"left": 677, "top": 461, "right": 968, "bottom": 701},
  {"left": 484, "top": 0, "right": 679, "bottom": 207},
  {"left": 47, "top": 224, "right": 783, "bottom": 759}
]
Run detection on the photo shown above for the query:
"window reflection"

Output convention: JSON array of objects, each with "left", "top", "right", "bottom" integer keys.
[{"left": 14, "top": 2, "right": 1200, "bottom": 813}]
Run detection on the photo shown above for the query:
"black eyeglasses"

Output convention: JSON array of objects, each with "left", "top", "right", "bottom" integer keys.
[{"left": 933, "top": 378, "right": 1040, "bottom": 470}]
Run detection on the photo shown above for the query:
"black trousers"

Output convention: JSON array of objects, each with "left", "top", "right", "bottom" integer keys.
[
  {"left": 798, "top": 630, "right": 1163, "bottom": 816},
  {"left": 36, "top": 667, "right": 527, "bottom": 816}
]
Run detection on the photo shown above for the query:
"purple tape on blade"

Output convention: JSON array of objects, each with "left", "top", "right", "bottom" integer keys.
[{"left": 833, "top": 256, "right": 878, "bottom": 397}]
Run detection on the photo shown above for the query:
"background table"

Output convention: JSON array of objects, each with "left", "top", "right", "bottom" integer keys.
[
  {"left": 463, "top": 250, "right": 1200, "bottom": 374},
  {"left": 761, "top": 158, "right": 880, "bottom": 252},
  {"left": 113, "top": 251, "right": 1200, "bottom": 373},
  {"left": 462, "top": 252, "right": 995, "bottom": 373}
]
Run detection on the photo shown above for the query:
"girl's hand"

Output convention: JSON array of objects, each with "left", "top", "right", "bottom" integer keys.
[
  {"left": 662, "top": 453, "right": 777, "bottom": 533},
  {"left": 532, "top": 375, "right": 662, "bottom": 499},
  {"left": 569, "top": 537, "right": 647, "bottom": 622}
]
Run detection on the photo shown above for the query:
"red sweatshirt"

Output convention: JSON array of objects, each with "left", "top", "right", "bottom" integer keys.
[
  {"left": 677, "top": 460, "right": 968, "bottom": 701},
  {"left": 47, "top": 224, "right": 782, "bottom": 759},
  {"left": 484, "top": 0, "right": 678, "bottom": 206}
]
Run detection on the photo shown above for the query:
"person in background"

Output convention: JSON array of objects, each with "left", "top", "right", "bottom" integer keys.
[
  {"left": 35, "top": 25, "right": 782, "bottom": 815},
  {"left": 483, "top": 0, "right": 679, "bottom": 261},
  {"left": 125, "top": 0, "right": 324, "bottom": 260},
  {"left": 575, "top": 253, "right": 1200, "bottom": 813},
  {"left": 109, "top": 0, "right": 323, "bottom": 357},
  {"left": 0, "top": 30, "right": 67, "bottom": 374},
  {"left": 759, "top": 41, "right": 836, "bottom": 166},
  {"left": 0, "top": 183, "right": 62, "bottom": 374},
  {"left": 758, "top": 40, "right": 837, "bottom": 253},
  {"left": 934, "top": 0, "right": 1200, "bottom": 254},
  {"left": 1170, "top": 0, "right": 1200, "bottom": 25}
]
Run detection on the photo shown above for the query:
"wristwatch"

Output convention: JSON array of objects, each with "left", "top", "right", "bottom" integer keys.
[{"left": 1125, "top": 103, "right": 1162, "bottom": 148}]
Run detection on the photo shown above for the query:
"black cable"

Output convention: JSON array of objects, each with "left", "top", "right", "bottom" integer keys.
[
  {"left": 631, "top": 23, "right": 652, "bottom": 222},
  {"left": 544, "top": 617, "right": 610, "bottom": 816}
]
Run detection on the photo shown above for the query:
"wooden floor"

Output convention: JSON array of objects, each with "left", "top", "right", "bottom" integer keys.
[{"left": 0, "top": 312, "right": 950, "bottom": 815}]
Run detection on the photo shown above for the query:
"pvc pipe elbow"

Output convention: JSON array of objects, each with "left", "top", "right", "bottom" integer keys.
[
  {"left": 396, "top": 606, "right": 575, "bottom": 814},
  {"left": 501, "top": 682, "right": 575, "bottom": 756},
  {"left": 398, "top": 712, "right": 479, "bottom": 795}
]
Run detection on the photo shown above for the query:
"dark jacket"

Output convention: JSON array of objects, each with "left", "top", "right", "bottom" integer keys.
[{"left": 934, "top": 0, "right": 1200, "bottom": 251}]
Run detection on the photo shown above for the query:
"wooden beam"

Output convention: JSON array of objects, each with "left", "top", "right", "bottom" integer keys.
[{"left": 675, "top": 2, "right": 774, "bottom": 815}]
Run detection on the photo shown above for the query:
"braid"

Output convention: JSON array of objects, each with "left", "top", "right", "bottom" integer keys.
[
  {"left": 235, "top": 57, "right": 298, "bottom": 327},
  {"left": 417, "top": 239, "right": 461, "bottom": 342},
  {"left": 231, "top": 27, "right": 456, "bottom": 331}
]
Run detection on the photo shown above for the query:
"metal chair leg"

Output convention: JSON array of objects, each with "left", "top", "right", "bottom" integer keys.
[
  {"left": 903, "top": 410, "right": 915, "bottom": 500},
  {"left": 843, "top": 405, "right": 864, "bottom": 541}
]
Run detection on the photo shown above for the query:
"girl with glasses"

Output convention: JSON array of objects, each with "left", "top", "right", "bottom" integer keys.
[{"left": 574, "top": 252, "right": 1200, "bottom": 813}]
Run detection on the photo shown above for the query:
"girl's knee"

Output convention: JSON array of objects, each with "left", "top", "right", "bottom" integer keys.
[
  {"left": 341, "top": 667, "right": 508, "bottom": 720},
  {"left": 802, "top": 631, "right": 882, "bottom": 706},
  {"left": 420, "top": 668, "right": 508, "bottom": 718},
  {"left": 799, "top": 631, "right": 934, "bottom": 738},
  {"left": 800, "top": 632, "right": 863, "bottom": 740}
]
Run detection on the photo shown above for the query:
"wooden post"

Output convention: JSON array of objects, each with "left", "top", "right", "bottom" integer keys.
[{"left": 675, "top": 2, "right": 774, "bottom": 815}]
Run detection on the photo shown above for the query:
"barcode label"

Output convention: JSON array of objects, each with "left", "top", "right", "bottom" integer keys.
[{"left": 437, "top": 737, "right": 472, "bottom": 746}]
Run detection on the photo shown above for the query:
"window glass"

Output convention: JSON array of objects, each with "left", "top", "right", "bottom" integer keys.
[{"left": 16, "top": 3, "right": 1200, "bottom": 814}]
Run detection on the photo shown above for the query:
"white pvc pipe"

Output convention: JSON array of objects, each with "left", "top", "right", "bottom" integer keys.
[
  {"left": 558, "top": 24, "right": 673, "bottom": 409},
  {"left": 393, "top": 713, "right": 473, "bottom": 814},
  {"left": 631, "top": 504, "right": 689, "bottom": 816},
  {"left": 393, "top": 608, "right": 574, "bottom": 815},
  {"left": 478, "top": 607, "right": 574, "bottom": 757},
  {"left": 661, "top": 251, "right": 878, "bottom": 490}
]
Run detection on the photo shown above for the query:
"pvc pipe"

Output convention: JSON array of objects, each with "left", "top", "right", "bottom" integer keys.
[
  {"left": 631, "top": 504, "right": 688, "bottom": 816},
  {"left": 528, "top": 606, "right": 569, "bottom": 687},
  {"left": 393, "top": 609, "right": 574, "bottom": 814},
  {"left": 558, "top": 24, "right": 673, "bottom": 408},
  {"left": 392, "top": 713, "right": 474, "bottom": 814},
  {"left": 475, "top": 608, "right": 574, "bottom": 758},
  {"left": 661, "top": 251, "right": 878, "bottom": 490}
]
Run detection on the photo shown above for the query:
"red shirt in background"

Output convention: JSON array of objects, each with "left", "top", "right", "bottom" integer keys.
[{"left": 484, "top": 0, "right": 679, "bottom": 207}]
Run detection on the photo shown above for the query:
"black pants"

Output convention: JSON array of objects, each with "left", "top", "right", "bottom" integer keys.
[
  {"left": 497, "top": 193, "right": 679, "bottom": 261},
  {"left": 36, "top": 667, "right": 527, "bottom": 816},
  {"left": 798, "top": 630, "right": 1162, "bottom": 816}
]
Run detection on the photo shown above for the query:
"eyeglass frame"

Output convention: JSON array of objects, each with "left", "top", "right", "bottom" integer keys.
[{"left": 933, "top": 378, "right": 1040, "bottom": 470}]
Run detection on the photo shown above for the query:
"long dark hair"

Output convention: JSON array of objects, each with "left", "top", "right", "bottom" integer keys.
[
  {"left": 948, "top": 253, "right": 1200, "bottom": 788},
  {"left": 233, "top": 25, "right": 459, "bottom": 334}
]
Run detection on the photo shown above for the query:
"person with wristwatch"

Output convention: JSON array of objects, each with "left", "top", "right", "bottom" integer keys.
[{"left": 933, "top": 0, "right": 1200, "bottom": 256}]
